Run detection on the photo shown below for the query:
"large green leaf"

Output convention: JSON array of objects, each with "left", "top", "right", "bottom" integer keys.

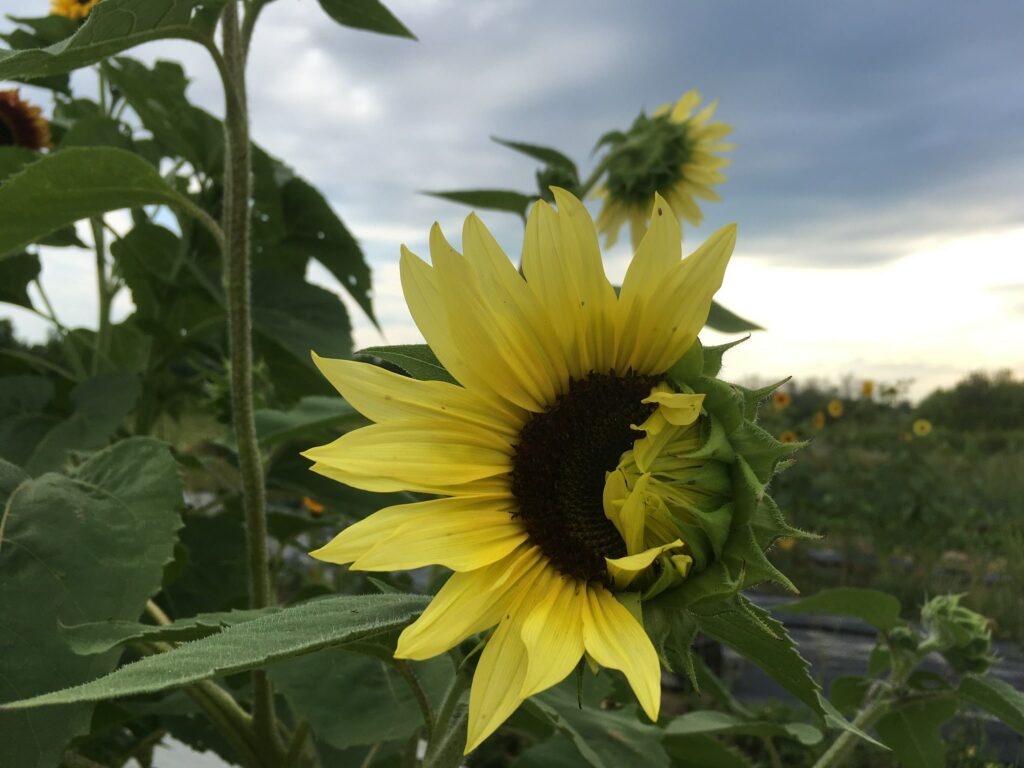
[
  {"left": 0, "top": 375, "right": 57, "bottom": 467},
  {"left": 269, "top": 649, "right": 452, "bottom": 748},
  {"left": 0, "top": 148, "right": 188, "bottom": 257},
  {"left": 356, "top": 343, "right": 457, "bottom": 384},
  {"left": 662, "top": 735, "right": 751, "bottom": 768},
  {"left": 60, "top": 608, "right": 279, "bottom": 656},
  {"left": 0, "top": 593, "right": 428, "bottom": 710},
  {"left": 101, "top": 57, "right": 224, "bottom": 172},
  {"left": 957, "top": 674, "right": 1024, "bottom": 735},
  {"left": 0, "top": 0, "right": 223, "bottom": 81},
  {"left": 316, "top": 0, "right": 416, "bottom": 39},
  {"left": 0, "top": 438, "right": 184, "bottom": 768},
  {"left": 254, "top": 395, "right": 359, "bottom": 449},
  {"left": 425, "top": 189, "right": 535, "bottom": 219},
  {"left": 705, "top": 301, "right": 763, "bottom": 333},
  {"left": 252, "top": 271, "right": 353, "bottom": 368},
  {"left": 665, "top": 710, "right": 822, "bottom": 745},
  {"left": 530, "top": 685, "right": 669, "bottom": 768},
  {"left": 692, "top": 595, "right": 820, "bottom": 711},
  {"left": 24, "top": 370, "right": 141, "bottom": 475},
  {"left": 0, "top": 145, "right": 39, "bottom": 181},
  {"left": 875, "top": 698, "right": 957, "bottom": 768},
  {"left": 0, "top": 251, "right": 40, "bottom": 308},
  {"left": 773, "top": 588, "right": 903, "bottom": 633}
]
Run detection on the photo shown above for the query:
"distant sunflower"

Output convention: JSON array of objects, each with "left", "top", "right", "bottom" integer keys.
[
  {"left": 773, "top": 390, "right": 792, "bottom": 410},
  {"left": 0, "top": 90, "right": 52, "bottom": 150},
  {"left": 813, "top": 411, "right": 826, "bottom": 429},
  {"left": 779, "top": 430, "right": 799, "bottom": 444},
  {"left": 594, "top": 90, "right": 733, "bottom": 249},
  {"left": 50, "top": 0, "right": 98, "bottom": 20},
  {"left": 913, "top": 418, "right": 932, "bottom": 437},
  {"left": 306, "top": 190, "right": 800, "bottom": 752},
  {"left": 827, "top": 399, "right": 844, "bottom": 418},
  {"left": 861, "top": 379, "right": 875, "bottom": 398}
]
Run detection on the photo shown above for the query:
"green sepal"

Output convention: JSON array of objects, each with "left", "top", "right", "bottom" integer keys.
[
  {"left": 666, "top": 339, "right": 703, "bottom": 386},
  {"left": 701, "top": 336, "right": 749, "bottom": 378},
  {"left": 693, "top": 376, "right": 744, "bottom": 433}
]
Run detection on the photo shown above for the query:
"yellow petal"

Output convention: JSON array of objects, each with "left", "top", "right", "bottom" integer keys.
[
  {"left": 396, "top": 545, "right": 545, "bottom": 660},
  {"left": 312, "top": 353, "right": 523, "bottom": 437},
  {"left": 670, "top": 90, "right": 702, "bottom": 122},
  {"left": 464, "top": 595, "right": 531, "bottom": 753},
  {"left": 518, "top": 571, "right": 586, "bottom": 698},
  {"left": 428, "top": 228, "right": 555, "bottom": 412},
  {"left": 642, "top": 391, "right": 705, "bottom": 426},
  {"left": 303, "top": 421, "right": 511, "bottom": 494},
  {"left": 604, "top": 472, "right": 652, "bottom": 555},
  {"left": 631, "top": 223, "right": 737, "bottom": 375},
  {"left": 582, "top": 586, "right": 661, "bottom": 722},
  {"left": 615, "top": 195, "right": 682, "bottom": 372},
  {"left": 352, "top": 507, "right": 528, "bottom": 572},
  {"left": 310, "top": 493, "right": 512, "bottom": 565},
  {"left": 605, "top": 539, "right": 684, "bottom": 590},
  {"left": 671, "top": 553, "right": 694, "bottom": 578}
]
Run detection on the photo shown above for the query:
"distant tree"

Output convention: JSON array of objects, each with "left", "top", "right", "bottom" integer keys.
[{"left": 917, "top": 370, "right": 1024, "bottom": 431}]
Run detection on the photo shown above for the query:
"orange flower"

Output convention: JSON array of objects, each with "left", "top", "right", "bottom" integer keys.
[
  {"left": 50, "top": 0, "right": 99, "bottom": 20},
  {"left": 779, "top": 430, "right": 799, "bottom": 444},
  {"left": 302, "top": 496, "right": 325, "bottom": 516}
]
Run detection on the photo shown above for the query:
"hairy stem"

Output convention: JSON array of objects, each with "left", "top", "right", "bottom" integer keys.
[
  {"left": 218, "top": 0, "right": 280, "bottom": 757},
  {"left": 811, "top": 682, "right": 890, "bottom": 768},
  {"left": 392, "top": 659, "right": 436, "bottom": 739}
]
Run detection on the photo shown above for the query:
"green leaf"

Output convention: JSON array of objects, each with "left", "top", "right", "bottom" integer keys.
[
  {"left": 59, "top": 116, "right": 133, "bottom": 150},
  {"left": 958, "top": 674, "right": 1024, "bottom": 735},
  {"left": 492, "top": 137, "right": 577, "bottom": 172},
  {"left": 665, "top": 710, "right": 822, "bottom": 745},
  {"left": 254, "top": 396, "right": 359, "bottom": 449},
  {"left": 691, "top": 595, "right": 821, "bottom": 712},
  {"left": 530, "top": 684, "right": 669, "bottom": 768},
  {"left": 60, "top": 608, "right": 279, "bottom": 656},
  {"left": 0, "top": 593, "right": 428, "bottom": 710},
  {"left": 0, "top": 148, "right": 188, "bottom": 257},
  {"left": 357, "top": 343, "right": 457, "bottom": 384},
  {"left": 316, "top": 0, "right": 417, "bottom": 39},
  {"left": 663, "top": 734, "right": 751, "bottom": 768},
  {"left": 0, "top": 375, "right": 56, "bottom": 466},
  {"left": 269, "top": 649, "right": 452, "bottom": 748},
  {"left": 0, "top": 0, "right": 223, "bottom": 81},
  {"left": 274, "top": 174, "right": 376, "bottom": 326},
  {"left": 705, "top": 301, "right": 763, "bottom": 333},
  {"left": 253, "top": 272, "right": 353, "bottom": 368},
  {"left": 0, "top": 438, "right": 183, "bottom": 768},
  {"left": 875, "top": 697, "right": 957, "bottom": 768},
  {"left": 425, "top": 189, "right": 534, "bottom": 219},
  {"left": 0, "top": 251, "right": 40, "bottom": 308},
  {"left": 101, "top": 57, "right": 224, "bottom": 172},
  {"left": 25, "top": 370, "right": 141, "bottom": 475},
  {"left": 773, "top": 588, "right": 902, "bottom": 633},
  {"left": 513, "top": 737, "right": 594, "bottom": 768},
  {"left": 0, "top": 145, "right": 38, "bottom": 181}
]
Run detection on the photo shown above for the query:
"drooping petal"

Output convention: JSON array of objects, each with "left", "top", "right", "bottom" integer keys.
[
  {"left": 582, "top": 586, "right": 662, "bottom": 722},
  {"left": 518, "top": 571, "right": 586, "bottom": 699},
  {"left": 395, "top": 545, "right": 545, "bottom": 660},
  {"left": 353, "top": 507, "right": 528, "bottom": 572},
  {"left": 303, "top": 421, "right": 512, "bottom": 494},
  {"left": 312, "top": 353, "right": 524, "bottom": 437},
  {"left": 310, "top": 494, "right": 512, "bottom": 566},
  {"left": 605, "top": 539, "right": 684, "bottom": 590},
  {"left": 642, "top": 391, "right": 705, "bottom": 426},
  {"left": 604, "top": 472, "right": 652, "bottom": 554},
  {"left": 464, "top": 595, "right": 532, "bottom": 753}
]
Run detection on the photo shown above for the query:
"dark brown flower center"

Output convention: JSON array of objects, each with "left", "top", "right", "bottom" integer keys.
[{"left": 510, "top": 371, "right": 658, "bottom": 583}]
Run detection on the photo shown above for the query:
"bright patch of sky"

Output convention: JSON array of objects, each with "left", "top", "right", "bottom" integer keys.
[{"left": 5, "top": 0, "right": 1023, "bottom": 400}]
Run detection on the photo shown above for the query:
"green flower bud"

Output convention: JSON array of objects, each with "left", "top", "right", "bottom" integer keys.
[{"left": 921, "top": 594, "right": 996, "bottom": 674}]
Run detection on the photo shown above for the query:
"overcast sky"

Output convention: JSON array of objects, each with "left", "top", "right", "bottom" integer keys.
[{"left": 6, "top": 0, "right": 1024, "bottom": 399}]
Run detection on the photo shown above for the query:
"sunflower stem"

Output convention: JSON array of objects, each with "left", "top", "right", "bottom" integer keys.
[
  {"left": 90, "top": 216, "right": 111, "bottom": 376},
  {"left": 392, "top": 658, "right": 436, "bottom": 739},
  {"left": 217, "top": 1, "right": 281, "bottom": 759}
]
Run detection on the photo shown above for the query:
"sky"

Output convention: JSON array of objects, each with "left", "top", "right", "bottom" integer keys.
[{"left": 5, "top": 0, "right": 1024, "bottom": 400}]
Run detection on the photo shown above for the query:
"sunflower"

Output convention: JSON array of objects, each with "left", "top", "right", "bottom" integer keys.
[
  {"left": 779, "top": 430, "right": 799, "bottom": 444},
  {"left": 772, "top": 390, "right": 791, "bottom": 410},
  {"left": 593, "top": 90, "right": 733, "bottom": 250},
  {"left": 50, "top": 0, "right": 99, "bottom": 20},
  {"left": 827, "top": 398, "right": 844, "bottom": 418},
  {"left": 912, "top": 418, "right": 932, "bottom": 437},
  {"left": 861, "top": 379, "right": 875, "bottom": 399},
  {"left": 306, "top": 190, "right": 801, "bottom": 752},
  {"left": 812, "top": 411, "right": 826, "bottom": 429},
  {"left": 0, "top": 90, "right": 52, "bottom": 150}
]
